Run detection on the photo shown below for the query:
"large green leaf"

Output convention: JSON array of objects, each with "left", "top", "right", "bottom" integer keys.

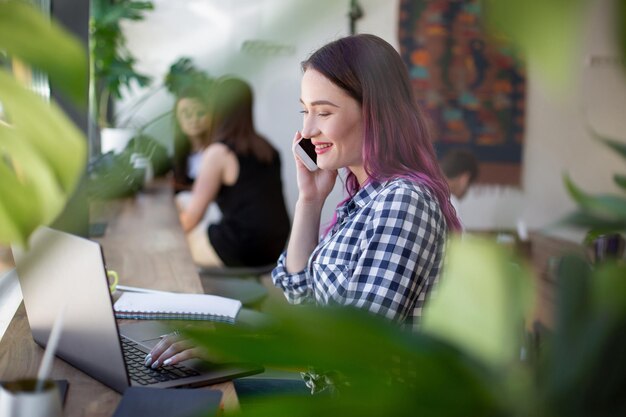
[
  {"left": 0, "top": 69, "right": 86, "bottom": 246},
  {"left": 594, "top": 263, "right": 626, "bottom": 315},
  {"left": 421, "top": 236, "right": 534, "bottom": 369},
  {"left": 92, "top": 0, "right": 154, "bottom": 24},
  {"left": 0, "top": 1, "right": 87, "bottom": 106},
  {"left": 483, "top": 0, "right": 586, "bottom": 92},
  {"left": 538, "top": 255, "right": 626, "bottom": 417},
  {"left": 564, "top": 174, "right": 626, "bottom": 221},
  {"left": 0, "top": 128, "right": 45, "bottom": 246},
  {"left": 587, "top": 133, "right": 626, "bottom": 162},
  {"left": 557, "top": 210, "right": 626, "bottom": 241},
  {"left": 184, "top": 305, "right": 503, "bottom": 417},
  {"left": 178, "top": 238, "right": 541, "bottom": 417},
  {"left": 613, "top": 174, "right": 626, "bottom": 191}
]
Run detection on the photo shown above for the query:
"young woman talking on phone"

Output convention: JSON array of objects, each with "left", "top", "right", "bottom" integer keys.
[
  {"left": 272, "top": 34, "right": 460, "bottom": 330},
  {"left": 146, "top": 35, "right": 459, "bottom": 371}
]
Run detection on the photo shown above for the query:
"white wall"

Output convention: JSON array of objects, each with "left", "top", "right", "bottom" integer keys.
[
  {"left": 119, "top": 0, "right": 626, "bottom": 237},
  {"left": 120, "top": 0, "right": 361, "bottom": 223}
]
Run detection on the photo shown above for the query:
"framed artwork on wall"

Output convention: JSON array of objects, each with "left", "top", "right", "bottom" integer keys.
[{"left": 398, "top": 0, "right": 526, "bottom": 186}]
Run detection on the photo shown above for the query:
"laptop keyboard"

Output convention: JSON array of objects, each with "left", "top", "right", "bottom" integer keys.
[{"left": 120, "top": 337, "right": 200, "bottom": 385}]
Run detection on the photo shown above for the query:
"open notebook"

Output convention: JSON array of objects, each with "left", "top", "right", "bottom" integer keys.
[{"left": 114, "top": 292, "right": 242, "bottom": 323}]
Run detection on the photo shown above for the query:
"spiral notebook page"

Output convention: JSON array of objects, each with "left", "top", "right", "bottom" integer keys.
[{"left": 114, "top": 292, "right": 242, "bottom": 323}]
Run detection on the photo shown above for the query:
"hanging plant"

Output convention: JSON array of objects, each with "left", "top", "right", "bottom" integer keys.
[{"left": 90, "top": 0, "right": 153, "bottom": 128}]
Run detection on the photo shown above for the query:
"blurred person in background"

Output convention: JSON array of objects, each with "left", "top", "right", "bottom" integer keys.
[{"left": 439, "top": 148, "right": 479, "bottom": 227}]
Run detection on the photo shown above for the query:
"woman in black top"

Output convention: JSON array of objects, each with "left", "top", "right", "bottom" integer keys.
[{"left": 179, "top": 76, "right": 290, "bottom": 267}]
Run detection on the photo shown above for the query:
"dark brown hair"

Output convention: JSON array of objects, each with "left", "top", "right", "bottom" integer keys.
[
  {"left": 440, "top": 148, "right": 479, "bottom": 183},
  {"left": 207, "top": 76, "right": 274, "bottom": 163}
]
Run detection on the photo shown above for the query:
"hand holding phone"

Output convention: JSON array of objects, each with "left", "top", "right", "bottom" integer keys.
[{"left": 293, "top": 137, "right": 318, "bottom": 171}]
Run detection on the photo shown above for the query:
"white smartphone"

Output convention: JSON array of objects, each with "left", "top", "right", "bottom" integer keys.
[{"left": 293, "top": 137, "right": 318, "bottom": 171}]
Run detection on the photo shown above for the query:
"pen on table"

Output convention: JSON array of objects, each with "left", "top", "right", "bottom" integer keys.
[
  {"left": 116, "top": 284, "right": 171, "bottom": 295},
  {"left": 35, "top": 304, "right": 66, "bottom": 392},
  {"left": 158, "top": 329, "right": 181, "bottom": 338}
]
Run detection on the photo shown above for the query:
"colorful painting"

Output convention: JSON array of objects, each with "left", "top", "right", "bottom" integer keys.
[{"left": 398, "top": 0, "right": 526, "bottom": 185}]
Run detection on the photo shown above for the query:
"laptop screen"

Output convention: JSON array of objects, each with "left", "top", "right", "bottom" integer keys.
[{"left": 12, "top": 226, "right": 130, "bottom": 393}]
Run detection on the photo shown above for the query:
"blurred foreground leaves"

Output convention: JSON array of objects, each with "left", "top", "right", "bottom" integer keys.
[
  {"left": 537, "top": 255, "right": 626, "bottom": 417},
  {"left": 422, "top": 237, "right": 534, "bottom": 368},
  {"left": 183, "top": 232, "right": 625, "bottom": 417},
  {"left": 561, "top": 136, "right": 626, "bottom": 241},
  {"left": 0, "top": 0, "right": 87, "bottom": 105},
  {"left": 483, "top": 0, "right": 586, "bottom": 92},
  {"left": 187, "top": 303, "right": 505, "bottom": 417},
  {"left": 0, "top": 1, "right": 86, "bottom": 246},
  {"left": 185, "top": 238, "right": 532, "bottom": 417}
]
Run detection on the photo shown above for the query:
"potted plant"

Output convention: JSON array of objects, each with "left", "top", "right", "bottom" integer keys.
[
  {"left": 85, "top": 0, "right": 158, "bottom": 198},
  {"left": 86, "top": 57, "right": 212, "bottom": 199},
  {"left": 0, "top": 0, "right": 87, "bottom": 246},
  {"left": 90, "top": 0, "right": 153, "bottom": 153}
]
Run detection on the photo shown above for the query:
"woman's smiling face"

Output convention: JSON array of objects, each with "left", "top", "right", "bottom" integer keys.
[
  {"left": 300, "top": 69, "right": 366, "bottom": 184},
  {"left": 176, "top": 98, "right": 209, "bottom": 138}
]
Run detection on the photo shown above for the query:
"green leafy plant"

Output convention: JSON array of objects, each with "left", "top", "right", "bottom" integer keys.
[
  {"left": 562, "top": 136, "right": 626, "bottom": 242},
  {"left": 86, "top": 150, "right": 144, "bottom": 199},
  {"left": 87, "top": 133, "right": 170, "bottom": 200},
  {"left": 535, "top": 254, "right": 626, "bottom": 417},
  {"left": 164, "top": 57, "right": 213, "bottom": 97},
  {"left": 0, "top": 0, "right": 87, "bottom": 246},
  {"left": 177, "top": 238, "right": 532, "bottom": 416},
  {"left": 548, "top": 135, "right": 626, "bottom": 417},
  {"left": 181, "top": 234, "right": 625, "bottom": 417},
  {"left": 126, "top": 134, "right": 170, "bottom": 176},
  {"left": 115, "top": 56, "right": 212, "bottom": 129},
  {"left": 90, "top": 0, "right": 153, "bottom": 128},
  {"left": 484, "top": 0, "right": 626, "bottom": 92}
]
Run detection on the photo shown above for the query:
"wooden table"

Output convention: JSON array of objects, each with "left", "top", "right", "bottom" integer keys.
[{"left": 0, "top": 178, "right": 239, "bottom": 416}]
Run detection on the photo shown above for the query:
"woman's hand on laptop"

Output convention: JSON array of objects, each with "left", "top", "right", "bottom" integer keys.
[{"left": 144, "top": 332, "right": 206, "bottom": 369}]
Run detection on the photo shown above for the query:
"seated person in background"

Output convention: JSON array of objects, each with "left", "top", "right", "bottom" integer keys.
[
  {"left": 439, "top": 148, "right": 479, "bottom": 226},
  {"left": 179, "top": 76, "right": 290, "bottom": 268},
  {"left": 172, "top": 85, "right": 212, "bottom": 193},
  {"left": 147, "top": 34, "right": 459, "bottom": 369}
]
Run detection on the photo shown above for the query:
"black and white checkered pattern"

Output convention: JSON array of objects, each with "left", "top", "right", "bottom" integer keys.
[{"left": 272, "top": 178, "right": 447, "bottom": 330}]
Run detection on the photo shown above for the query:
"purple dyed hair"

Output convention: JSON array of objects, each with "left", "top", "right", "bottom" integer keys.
[{"left": 301, "top": 34, "right": 461, "bottom": 232}]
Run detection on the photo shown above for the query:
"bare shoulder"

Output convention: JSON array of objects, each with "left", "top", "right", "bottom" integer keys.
[
  {"left": 200, "top": 143, "right": 238, "bottom": 184},
  {"left": 202, "top": 142, "right": 231, "bottom": 159},
  {"left": 200, "top": 142, "right": 233, "bottom": 166}
]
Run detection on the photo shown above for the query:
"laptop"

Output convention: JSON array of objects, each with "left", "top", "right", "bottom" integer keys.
[{"left": 12, "top": 226, "right": 263, "bottom": 393}]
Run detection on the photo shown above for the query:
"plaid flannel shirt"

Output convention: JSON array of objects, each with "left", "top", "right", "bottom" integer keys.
[{"left": 272, "top": 178, "right": 447, "bottom": 330}]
